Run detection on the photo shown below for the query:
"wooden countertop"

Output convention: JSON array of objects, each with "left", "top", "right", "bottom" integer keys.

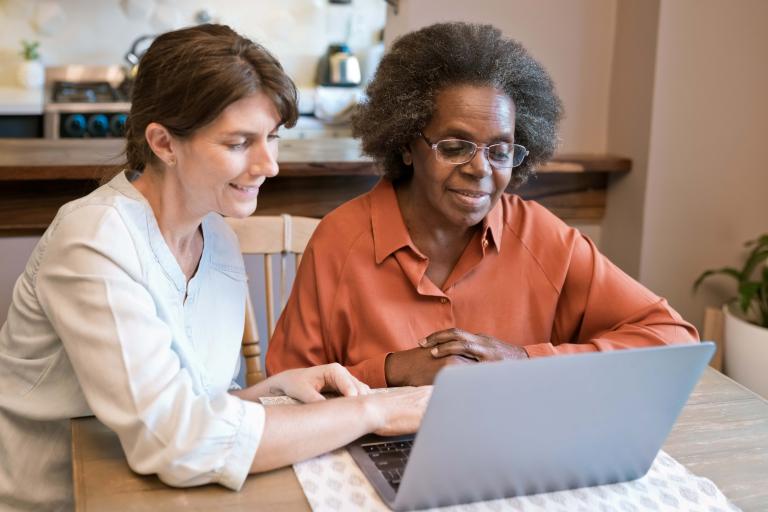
[
  {"left": 0, "top": 138, "right": 631, "bottom": 235},
  {"left": 0, "top": 138, "right": 631, "bottom": 179}
]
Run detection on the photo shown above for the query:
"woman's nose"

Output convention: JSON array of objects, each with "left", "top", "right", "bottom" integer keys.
[
  {"left": 463, "top": 147, "right": 493, "bottom": 178},
  {"left": 249, "top": 141, "right": 279, "bottom": 177}
]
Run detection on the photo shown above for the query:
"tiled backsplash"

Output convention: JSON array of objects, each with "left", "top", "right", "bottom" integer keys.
[{"left": 0, "top": 0, "right": 386, "bottom": 87}]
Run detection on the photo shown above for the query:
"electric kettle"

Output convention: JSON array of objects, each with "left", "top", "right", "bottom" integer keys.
[{"left": 316, "top": 44, "right": 361, "bottom": 87}]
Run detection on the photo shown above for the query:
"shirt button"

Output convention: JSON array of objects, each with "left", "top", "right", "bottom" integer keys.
[{"left": 440, "top": 298, "right": 448, "bottom": 304}]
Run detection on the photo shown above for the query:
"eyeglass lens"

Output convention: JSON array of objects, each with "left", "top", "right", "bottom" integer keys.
[{"left": 435, "top": 139, "right": 525, "bottom": 168}]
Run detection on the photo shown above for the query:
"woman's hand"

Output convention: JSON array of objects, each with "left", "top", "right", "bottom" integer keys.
[
  {"left": 419, "top": 328, "right": 528, "bottom": 362},
  {"left": 385, "top": 346, "right": 477, "bottom": 386},
  {"left": 266, "top": 363, "right": 371, "bottom": 403},
  {"left": 362, "top": 386, "right": 433, "bottom": 436}
]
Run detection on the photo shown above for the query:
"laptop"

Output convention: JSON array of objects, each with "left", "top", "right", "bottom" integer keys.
[{"left": 348, "top": 342, "right": 715, "bottom": 511}]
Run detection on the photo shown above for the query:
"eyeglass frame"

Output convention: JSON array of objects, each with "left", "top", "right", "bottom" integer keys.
[{"left": 418, "top": 132, "right": 529, "bottom": 169}]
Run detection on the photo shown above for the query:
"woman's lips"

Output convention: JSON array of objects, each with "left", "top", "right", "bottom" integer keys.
[
  {"left": 229, "top": 183, "right": 260, "bottom": 198},
  {"left": 449, "top": 188, "right": 491, "bottom": 208}
]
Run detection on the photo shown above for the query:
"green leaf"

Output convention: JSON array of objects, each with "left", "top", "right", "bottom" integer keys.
[
  {"left": 692, "top": 267, "right": 742, "bottom": 292},
  {"left": 742, "top": 249, "right": 768, "bottom": 280},
  {"left": 745, "top": 234, "right": 768, "bottom": 250},
  {"left": 738, "top": 281, "right": 761, "bottom": 313}
]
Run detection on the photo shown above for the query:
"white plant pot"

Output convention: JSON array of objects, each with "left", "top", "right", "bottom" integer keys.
[
  {"left": 723, "top": 304, "right": 768, "bottom": 398},
  {"left": 17, "top": 60, "right": 45, "bottom": 89}
]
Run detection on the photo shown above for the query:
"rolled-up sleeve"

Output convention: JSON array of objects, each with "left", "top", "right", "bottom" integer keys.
[{"left": 36, "top": 206, "right": 263, "bottom": 490}]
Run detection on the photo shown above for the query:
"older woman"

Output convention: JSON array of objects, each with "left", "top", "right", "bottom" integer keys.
[
  {"left": 0, "top": 25, "right": 429, "bottom": 512},
  {"left": 266, "top": 22, "right": 698, "bottom": 388}
]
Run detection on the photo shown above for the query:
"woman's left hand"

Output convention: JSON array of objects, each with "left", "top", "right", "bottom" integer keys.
[
  {"left": 266, "top": 363, "right": 371, "bottom": 403},
  {"left": 419, "top": 328, "right": 529, "bottom": 362}
]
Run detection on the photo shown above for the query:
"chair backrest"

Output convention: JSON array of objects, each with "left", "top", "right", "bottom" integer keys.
[{"left": 226, "top": 214, "right": 320, "bottom": 386}]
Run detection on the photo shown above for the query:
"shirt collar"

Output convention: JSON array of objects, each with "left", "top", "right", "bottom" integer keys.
[
  {"left": 371, "top": 179, "right": 421, "bottom": 264},
  {"left": 371, "top": 179, "right": 504, "bottom": 263}
]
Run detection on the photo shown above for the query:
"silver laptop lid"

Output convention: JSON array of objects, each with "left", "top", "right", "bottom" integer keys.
[{"left": 393, "top": 343, "right": 714, "bottom": 510}]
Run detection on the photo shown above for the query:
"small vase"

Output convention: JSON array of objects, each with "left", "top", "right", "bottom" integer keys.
[{"left": 17, "top": 60, "right": 45, "bottom": 89}]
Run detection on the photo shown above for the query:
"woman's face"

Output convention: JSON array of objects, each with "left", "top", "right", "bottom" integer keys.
[
  {"left": 173, "top": 92, "right": 281, "bottom": 219},
  {"left": 403, "top": 84, "right": 515, "bottom": 230}
]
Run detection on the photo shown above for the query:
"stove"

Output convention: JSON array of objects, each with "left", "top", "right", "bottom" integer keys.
[
  {"left": 53, "top": 81, "right": 127, "bottom": 104},
  {"left": 44, "top": 67, "right": 131, "bottom": 139}
]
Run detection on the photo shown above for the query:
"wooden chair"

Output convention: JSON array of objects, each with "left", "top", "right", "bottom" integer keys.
[
  {"left": 226, "top": 214, "right": 320, "bottom": 386},
  {"left": 703, "top": 306, "right": 725, "bottom": 371}
]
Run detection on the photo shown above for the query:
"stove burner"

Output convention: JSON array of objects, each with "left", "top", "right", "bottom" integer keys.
[{"left": 52, "top": 81, "right": 127, "bottom": 103}]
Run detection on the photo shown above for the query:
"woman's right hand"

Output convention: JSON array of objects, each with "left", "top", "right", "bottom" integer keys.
[
  {"left": 362, "top": 386, "right": 433, "bottom": 436},
  {"left": 385, "top": 347, "right": 477, "bottom": 386}
]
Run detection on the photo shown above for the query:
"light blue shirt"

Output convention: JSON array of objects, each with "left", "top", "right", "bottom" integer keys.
[{"left": 0, "top": 172, "right": 264, "bottom": 511}]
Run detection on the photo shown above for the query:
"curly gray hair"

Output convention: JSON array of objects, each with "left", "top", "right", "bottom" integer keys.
[{"left": 353, "top": 22, "right": 563, "bottom": 186}]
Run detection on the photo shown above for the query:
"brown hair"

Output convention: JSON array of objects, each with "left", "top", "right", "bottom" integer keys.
[{"left": 124, "top": 24, "right": 298, "bottom": 172}]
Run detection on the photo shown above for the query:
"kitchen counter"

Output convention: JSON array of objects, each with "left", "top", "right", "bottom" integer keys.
[
  {"left": 0, "top": 86, "right": 44, "bottom": 115},
  {"left": 0, "top": 138, "right": 630, "bottom": 235}
]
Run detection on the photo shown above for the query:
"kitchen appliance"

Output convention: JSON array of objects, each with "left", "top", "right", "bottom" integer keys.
[
  {"left": 43, "top": 66, "right": 130, "bottom": 139},
  {"left": 316, "top": 43, "right": 361, "bottom": 87}
]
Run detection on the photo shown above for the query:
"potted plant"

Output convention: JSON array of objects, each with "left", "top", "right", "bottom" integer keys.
[
  {"left": 17, "top": 40, "right": 44, "bottom": 89},
  {"left": 694, "top": 234, "right": 768, "bottom": 398}
]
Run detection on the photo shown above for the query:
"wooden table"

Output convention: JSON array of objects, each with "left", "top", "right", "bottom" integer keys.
[{"left": 71, "top": 368, "right": 768, "bottom": 512}]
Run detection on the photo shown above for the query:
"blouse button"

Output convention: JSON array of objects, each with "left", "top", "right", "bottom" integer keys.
[{"left": 440, "top": 297, "right": 448, "bottom": 304}]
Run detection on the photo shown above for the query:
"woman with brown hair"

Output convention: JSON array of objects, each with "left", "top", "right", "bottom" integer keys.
[{"left": 0, "top": 24, "right": 429, "bottom": 511}]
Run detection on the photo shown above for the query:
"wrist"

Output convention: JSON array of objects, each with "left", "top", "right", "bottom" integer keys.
[
  {"left": 358, "top": 394, "right": 385, "bottom": 433},
  {"left": 384, "top": 352, "right": 403, "bottom": 387}
]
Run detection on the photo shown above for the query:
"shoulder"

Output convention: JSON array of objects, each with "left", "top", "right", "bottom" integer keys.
[
  {"left": 311, "top": 189, "right": 374, "bottom": 254},
  {"left": 500, "top": 194, "right": 587, "bottom": 290},
  {"left": 48, "top": 183, "right": 146, "bottom": 246}
]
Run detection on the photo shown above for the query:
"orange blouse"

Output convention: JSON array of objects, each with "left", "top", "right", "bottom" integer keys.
[{"left": 266, "top": 180, "right": 698, "bottom": 388}]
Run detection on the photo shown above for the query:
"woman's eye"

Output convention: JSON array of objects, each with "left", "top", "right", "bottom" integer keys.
[
  {"left": 267, "top": 133, "right": 280, "bottom": 142},
  {"left": 438, "top": 141, "right": 469, "bottom": 156},
  {"left": 227, "top": 141, "right": 248, "bottom": 150}
]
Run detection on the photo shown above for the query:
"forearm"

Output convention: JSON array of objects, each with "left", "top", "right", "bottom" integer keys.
[
  {"left": 249, "top": 397, "right": 373, "bottom": 473},
  {"left": 528, "top": 303, "right": 700, "bottom": 357}
]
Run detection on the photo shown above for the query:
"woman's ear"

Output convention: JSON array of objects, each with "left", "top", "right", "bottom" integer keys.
[
  {"left": 144, "top": 122, "right": 177, "bottom": 167},
  {"left": 402, "top": 146, "right": 413, "bottom": 166}
]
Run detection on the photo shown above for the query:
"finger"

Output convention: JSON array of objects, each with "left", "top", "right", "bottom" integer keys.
[
  {"left": 357, "top": 380, "right": 372, "bottom": 395},
  {"left": 430, "top": 340, "right": 484, "bottom": 360},
  {"left": 325, "top": 364, "right": 361, "bottom": 397},
  {"left": 420, "top": 328, "right": 470, "bottom": 348},
  {"left": 290, "top": 386, "right": 326, "bottom": 404}
]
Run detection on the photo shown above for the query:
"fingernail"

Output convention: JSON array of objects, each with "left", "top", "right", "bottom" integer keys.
[
  {"left": 418, "top": 338, "right": 427, "bottom": 347},
  {"left": 431, "top": 347, "right": 438, "bottom": 356}
]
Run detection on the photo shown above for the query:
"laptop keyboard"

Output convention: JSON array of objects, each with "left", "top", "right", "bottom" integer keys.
[{"left": 362, "top": 439, "right": 414, "bottom": 490}]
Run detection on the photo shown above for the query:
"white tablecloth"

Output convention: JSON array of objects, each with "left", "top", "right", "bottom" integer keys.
[{"left": 292, "top": 448, "right": 740, "bottom": 512}]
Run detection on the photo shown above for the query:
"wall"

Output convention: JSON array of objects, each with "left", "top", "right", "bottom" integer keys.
[
  {"left": 600, "top": 0, "right": 661, "bottom": 278},
  {"left": 636, "top": 0, "right": 768, "bottom": 328},
  {"left": 0, "top": 0, "right": 386, "bottom": 87}
]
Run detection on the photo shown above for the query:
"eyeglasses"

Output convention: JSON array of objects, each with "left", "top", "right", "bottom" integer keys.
[{"left": 419, "top": 133, "right": 529, "bottom": 169}]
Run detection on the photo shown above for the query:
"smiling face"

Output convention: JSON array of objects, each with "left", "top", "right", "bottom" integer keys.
[
  {"left": 401, "top": 84, "right": 516, "bottom": 231},
  {"left": 171, "top": 91, "right": 281, "bottom": 219}
]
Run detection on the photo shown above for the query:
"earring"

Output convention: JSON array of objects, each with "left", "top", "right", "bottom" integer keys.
[{"left": 167, "top": 158, "right": 176, "bottom": 167}]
